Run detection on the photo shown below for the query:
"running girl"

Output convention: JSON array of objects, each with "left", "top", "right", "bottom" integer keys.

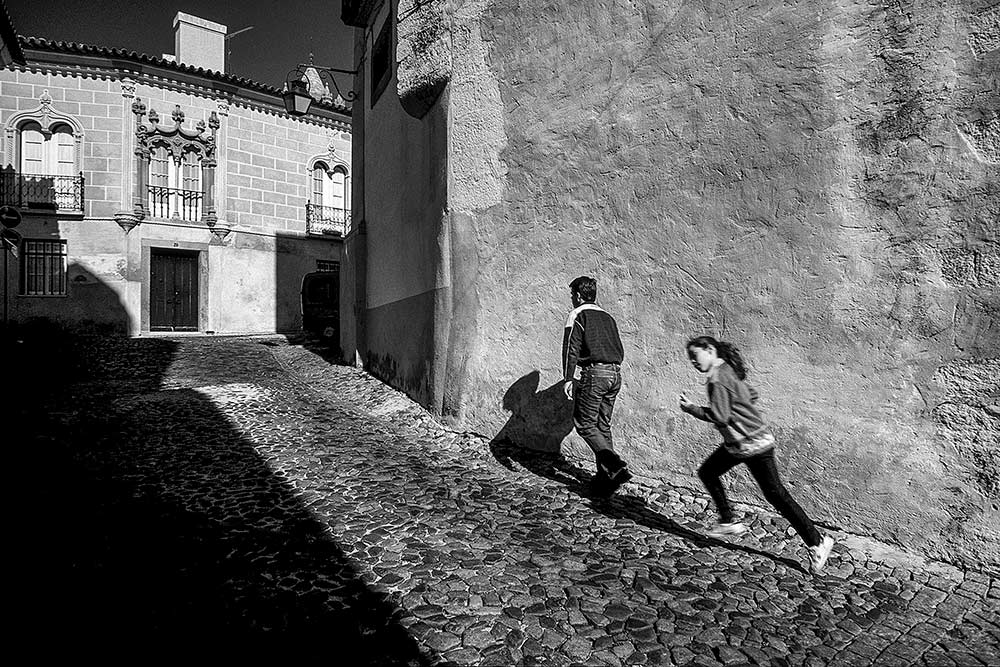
[{"left": 679, "top": 335, "right": 835, "bottom": 574}]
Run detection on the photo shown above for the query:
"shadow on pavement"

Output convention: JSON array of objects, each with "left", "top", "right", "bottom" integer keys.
[
  {"left": 10, "top": 323, "right": 431, "bottom": 661},
  {"left": 490, "top": 371, "right": 805, "bottom": 573}
]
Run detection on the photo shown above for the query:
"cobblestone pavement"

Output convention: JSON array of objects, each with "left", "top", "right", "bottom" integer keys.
[{"left": 13, "top": 335, "right": 999, "bottom": 665}]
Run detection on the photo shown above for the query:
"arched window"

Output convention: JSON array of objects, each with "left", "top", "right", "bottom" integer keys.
[
  {"left": 306, "top": 161, "right": 350, "bottom": 234},
  {"left": 330, "top": 165, "right": 347, "bottom": 214},
  {"left": 149, "top": 145, "right": 170, "bottom": 188},
  {"left": 312, "top": 163, "right": 327, "bottom": 207},
  {"left": 131, "top": 101, "right": 218, "bottom": 227},
  {"left": 147, "top": 144, "right": 203, "bottom": 221},
  {"left": 12, "top": 121, "right": 81, "bottom": 211},
  {"left": 306, "top": 158, "right": 351, "bottom": 235},
  {"left": 18, "top": 122, "right": 74, "bottom": 175}
]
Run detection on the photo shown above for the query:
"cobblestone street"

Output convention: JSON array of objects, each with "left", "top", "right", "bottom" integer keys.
[{"left": 13, "top": 335, "right": 999, "bottom": 665}]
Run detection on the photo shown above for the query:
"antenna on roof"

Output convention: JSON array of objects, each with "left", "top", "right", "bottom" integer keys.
[{"left": 224, "top": 25, "right": 254, "bottom": 74}]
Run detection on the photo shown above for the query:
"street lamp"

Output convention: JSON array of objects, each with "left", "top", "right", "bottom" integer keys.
[{"left": 282, "top": 63, "right": 357, "bottom": 116}]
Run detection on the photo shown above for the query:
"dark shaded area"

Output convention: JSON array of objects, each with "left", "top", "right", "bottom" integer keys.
[
  {"left": 275, "top": 232, "right": 344, "bottom": 363},
  {"left": 9, "top": 320, "right": 430, "bottom": 660},
  {"left": 490, "top": 372, "right": 805, "bottom": 573},
  {"left": 491, "top": 371, "right": 574, "bottom": 455}
]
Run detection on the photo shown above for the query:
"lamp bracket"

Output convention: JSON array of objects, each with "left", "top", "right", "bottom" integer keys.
[{"left": 286, "top": 63, "right": 358, "bottom": 105}]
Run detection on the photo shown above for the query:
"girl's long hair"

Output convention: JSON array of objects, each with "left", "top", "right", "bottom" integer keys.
[{"left": 686, "top": 335, "right": 748, "bottom": 380}]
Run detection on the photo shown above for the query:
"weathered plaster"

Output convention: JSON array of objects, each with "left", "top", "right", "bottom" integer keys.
[
  {"left": 463, "top": 0, "right": 997, "bottom": 567},
  {"left": 358, "top": 0, "right": 999, "bottom": 567},
  {"left": 396, "top": 0, "right": 451, "bottom": 118}
]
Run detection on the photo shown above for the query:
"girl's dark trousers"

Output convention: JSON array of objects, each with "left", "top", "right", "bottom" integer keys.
[{"left": 698, "top": 446, "right": 821, "bottom": 547}]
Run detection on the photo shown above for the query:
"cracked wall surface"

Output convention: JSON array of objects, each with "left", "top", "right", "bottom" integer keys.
[{"left": 372, "top": 0, "right": 1000, "bottom": 568}]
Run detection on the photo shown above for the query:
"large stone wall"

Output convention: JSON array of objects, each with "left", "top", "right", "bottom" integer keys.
[{"left": 385, "top": 0, "right": 999, "bottom": 567}]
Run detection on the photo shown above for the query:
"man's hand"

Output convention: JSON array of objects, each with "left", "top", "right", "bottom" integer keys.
[
  {"left": 564, "top": 380, "right": 574, "bottom": 400},
  {"left": 679, "top": 393, "right": 694, "bottom": 410}
]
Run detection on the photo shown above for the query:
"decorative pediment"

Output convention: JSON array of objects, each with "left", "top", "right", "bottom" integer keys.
[
  {"left": 3, "top": 89, "right": 85, "bottom": 172},
  {"left": 132, "top": 100, "right": 218, "bottom": 162}
]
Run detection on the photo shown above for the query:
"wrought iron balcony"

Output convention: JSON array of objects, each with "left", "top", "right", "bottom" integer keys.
[
  {"left": 148, "top": 186, "right": 203, "bottom": 221},
  {"left": 0, "top": 169, "right": 85, "bottom": 213},
  {"left": 306, "top": 202, "right": 351, "bottom": 236}
]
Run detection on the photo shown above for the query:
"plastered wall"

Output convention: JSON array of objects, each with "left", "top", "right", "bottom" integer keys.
[{"left": 372, "top": 0, "right": 999, "bottom": 568}]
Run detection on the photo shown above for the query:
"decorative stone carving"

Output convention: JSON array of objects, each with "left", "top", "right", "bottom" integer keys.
[
  {"left": 130, "top": 99, "right": 220, "bottom": 226},
  {"left": 120, "top": 77, "right": 137, "bottom": 99},
  {"left": 207, "top": 221, "right": 231, "bottom": 243},
  {"left": 3, "top": 92, "right": 85, "bottom": 174},
  {"left": 113, "top": 210, "right": 141, "bottom": 233}
]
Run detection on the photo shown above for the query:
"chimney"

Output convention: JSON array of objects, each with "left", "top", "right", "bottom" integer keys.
[{"left": 173, "top": 12, "right": 226, "bottom": 72}]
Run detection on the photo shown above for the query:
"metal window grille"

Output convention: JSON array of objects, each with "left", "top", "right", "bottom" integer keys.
[
  {"left": 20, "top": 239, "right": 67, "bottom": 296},
  {"left": 306, "top": 203, "right": 351, "bottom": 236},
  {"left": 148, "top": 186, "right": 203, "bottom": 221},
  {"left": 0, "top": 169, "right": 84, "bottom": 212}
]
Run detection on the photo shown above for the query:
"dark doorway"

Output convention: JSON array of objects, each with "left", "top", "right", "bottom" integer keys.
[
  {"left": 150, "top": 249, "right": 199, "bottom": 331},
  {"left": 301, "top": 267, "right": 339, "bottom": 342}
]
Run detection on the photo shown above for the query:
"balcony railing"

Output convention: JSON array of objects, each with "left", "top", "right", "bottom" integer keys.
[
  {"left": 0, "top": 170, "right": 84, "bottom": 212},
  {"left": 306, "top": 203, "right": 351, "bottom": 236},
  {"left": 148, "top": 186, "right": 203, "bottom": 221}
]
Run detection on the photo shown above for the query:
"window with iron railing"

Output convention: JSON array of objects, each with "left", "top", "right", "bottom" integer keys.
[
  {"left": 7, "top": 120, "right": 84, "bottom": 212},
  {"left": 306, "top": 203, "right": 352, "bottom": 236},
  {"left": 0, "top": 167, "right": 85, "bottom": 212},
  {"left": 307, "top": 161, "right": 350, "bottom": 235},
  {"left": 147, "top": 146, "right": 203, "bottom": 221},
  {"left": 148, "top": 186, "right": 204, "bottom": 221}
]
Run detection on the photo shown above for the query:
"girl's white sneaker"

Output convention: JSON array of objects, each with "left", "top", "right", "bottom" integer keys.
[
  {"left": 809, "top": 535, "right": 835, "bottom": 574},
  {"left": 708, "top": 521, "right": 747, "bottom": 537}
]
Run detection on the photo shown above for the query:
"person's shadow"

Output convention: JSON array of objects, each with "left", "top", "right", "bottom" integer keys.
[{"left": 489, "top": 371, "right": 806, "bottom": 572}]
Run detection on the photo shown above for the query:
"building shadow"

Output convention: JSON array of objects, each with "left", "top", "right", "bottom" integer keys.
[
  {"left": 489, "top": 372, "right": 805, "bottom": 573},
  {"left": 10, "top": 322, "right": 431, "bottom": 660}
]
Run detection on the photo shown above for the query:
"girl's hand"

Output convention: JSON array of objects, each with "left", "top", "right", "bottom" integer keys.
[{"left": 679, "top": 393, "right": 693, "bottom": 409}]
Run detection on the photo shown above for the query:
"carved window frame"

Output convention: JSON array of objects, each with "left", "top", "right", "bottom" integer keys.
[
  {"left": 3, "top": 90, "right": 84, "bottom": 174},
  {"left": 307, "top": 153, "right": 351, "bottom": 213},
  {"left": 131, "top": 100, "right": 219, "bottom": 226}
]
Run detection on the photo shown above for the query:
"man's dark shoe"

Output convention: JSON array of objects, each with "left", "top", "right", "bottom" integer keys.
[
  {"left": 589, "top": 466, "right": 631, "bottom": 499},
  {"left": 589, "top": 471, "right": 613, "bottom": 498},
  {"left": 608, "top": 466, "right": 632, "bottom": 485}
]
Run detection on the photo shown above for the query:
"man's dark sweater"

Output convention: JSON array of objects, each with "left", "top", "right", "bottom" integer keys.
[{"left": 563, "top": 303, "right": 624, "bottom": 381}]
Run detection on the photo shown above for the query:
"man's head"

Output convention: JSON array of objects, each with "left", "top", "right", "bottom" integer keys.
[{"left": 569, "top": 276, "right": 597, "bottom": 306}]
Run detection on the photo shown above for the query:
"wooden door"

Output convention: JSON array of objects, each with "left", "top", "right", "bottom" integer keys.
[{"left": 150, "top": 249, "right": 199, "bottom": 331}]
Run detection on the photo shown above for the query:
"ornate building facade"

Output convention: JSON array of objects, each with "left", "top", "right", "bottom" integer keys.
[{"left": 0, "top": 12, "right": 352, "bottom": 339}]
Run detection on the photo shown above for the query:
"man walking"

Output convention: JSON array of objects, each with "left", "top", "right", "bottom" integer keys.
[{"left": 563, "top": 276, "right": 632, "bottom": 497}]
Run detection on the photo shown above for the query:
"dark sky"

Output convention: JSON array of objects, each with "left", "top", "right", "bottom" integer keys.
[{"left": 5, "top": 0, "right": 355, "bottom": 89}]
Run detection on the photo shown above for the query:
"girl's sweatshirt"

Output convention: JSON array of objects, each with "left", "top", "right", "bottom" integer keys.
[{"left": 682, "top": 361, "right": 769, "bottom": 444}]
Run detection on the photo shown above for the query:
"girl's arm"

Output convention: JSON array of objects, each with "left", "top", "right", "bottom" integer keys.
[{"left": 681, "top": 382, "right": 733, "bottom": 425}]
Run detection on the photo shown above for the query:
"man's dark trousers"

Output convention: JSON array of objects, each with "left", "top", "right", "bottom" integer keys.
[{"left": 573, "top": 363, "right": 627, "bottom": 477}]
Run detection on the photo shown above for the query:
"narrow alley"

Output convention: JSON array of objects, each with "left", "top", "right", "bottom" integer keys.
[{"left": 13, "top": 334, "right": 999, "bottom": 666}]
